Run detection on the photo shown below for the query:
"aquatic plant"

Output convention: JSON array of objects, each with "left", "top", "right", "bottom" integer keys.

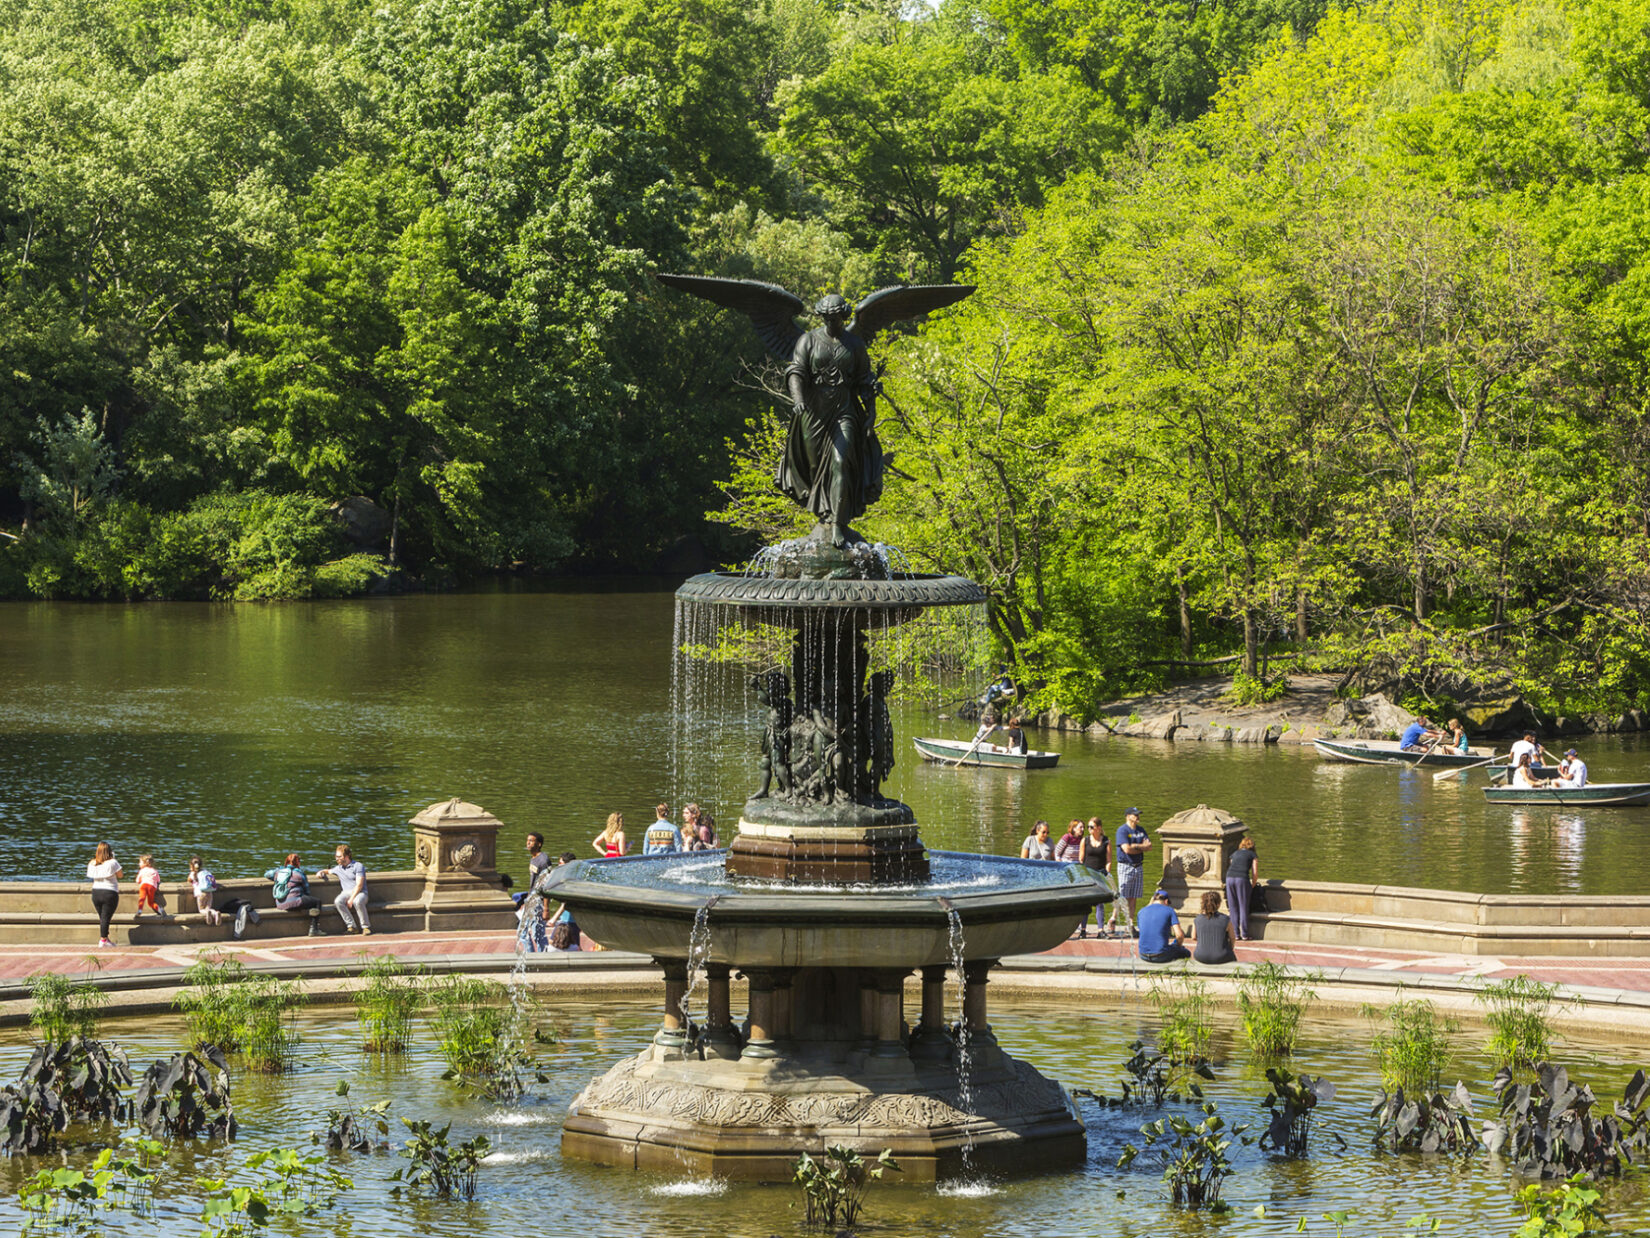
[
  {"left": 314, "top": 1080, "right": 391, "bottom": 1153},
  {"left": 1077, "top": 1040, "right": 1214, "bottom": 1108},
  {"left": 355, "top": 956, "right": 425, "bottom": 1052},
  {"left": 238, "top": 976, "right": 301, "bottom": 1073},
  {"left": 1257, "top": 1067, "right": 1341, "bottom": 1157},
  {"left": 133, "top": 1049, "right": 235, "bottom": 1140},
  {"left": 18, "top": 1137, "right": 164, "bottom": 1233},
  {"left": 389, "top": 1118, "right": 488, "bottom": 1200},
  {"left": 176, "top": 957, "right": 250, "bottom": 1052},
  {"left": 1516, "top": 1174, "right": 1609, "bottom": 1236},
  {"left": 1147, "top": 969, "right": 1212, "bottom": 1063},
  {"left": 1369, "top": 1081, "right": 1477, "bottom": 1156},
  {"left": 430, "top": 976, "right": 541, "bottom": 1099},
  {"left": 1118, "top": 1100, "right": 1246, "bottom": 1211},
  {"left": 0, "top": 1080, "right": 67, "bottom": 1155},
  {"left": 18, "top": 1039, "right": 131, "bottom": 1123},
  {"left": 791, "top": 1146, "right": 899, "bottom": 1229},
  {"left": 1362, "top": 992, "right": 1456, "bottom": 1095},
  {"left": 1485, "top": 1064, "right": 1650, "bottom": 1180},
  {"left": 198, "top": 1147, "right": 353, "bottom": 1232},
  {"left": 27, "top": 972, "right": 107, "bottom": 1045},
  {"left": 1235, "top": 961, "right": 1318, "bottom": 1057},
  {"left": 1475, "top": 974, "right": 1562, "bottom": 1073}
]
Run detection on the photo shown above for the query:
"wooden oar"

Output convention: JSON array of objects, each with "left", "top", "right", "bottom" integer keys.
[
  {"left": 950, "top": 726, "right": 994, "bottom": 767},
  {"left": 1412, "top": 735, "right": 1444, "bottom": 767},
  {"left": 1433, "top": 754, "right": 1504, "bottom": 781}
]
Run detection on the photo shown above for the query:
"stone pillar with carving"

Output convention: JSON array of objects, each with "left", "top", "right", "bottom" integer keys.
[
  {"left": 409, "top": 797, "right": 511, "bottom": 930},
  {"left": 1158, "top": 803, "right": 1247, "bottom": 912}
]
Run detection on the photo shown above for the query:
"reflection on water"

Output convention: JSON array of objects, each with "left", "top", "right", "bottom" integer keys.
[
  {"left": 0, "top": 1000, "right": 1642, "bottom": 1237},
  {"left": 3, "top": 586, "right": 1650, "bottom": 894}
]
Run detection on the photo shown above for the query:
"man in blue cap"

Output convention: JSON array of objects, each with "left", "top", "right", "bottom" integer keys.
[
  {"left": 1110, "top": 807, "right": 1151, "bottom": 937},
  {"left": 1137, "top": 888, "right": 1189, "bottom": 963}
]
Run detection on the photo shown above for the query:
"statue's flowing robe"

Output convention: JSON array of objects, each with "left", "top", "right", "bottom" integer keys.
[{"left": 778, "top": 326, "right": 881, "bottom": 523}]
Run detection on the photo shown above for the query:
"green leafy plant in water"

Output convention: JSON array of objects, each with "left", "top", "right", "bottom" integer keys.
[
  {"left": 1118, "top": 1100, "right": 1247, "bottom": 1211},
  {"left": 176, "top": 957, "right": 250, "bottom": 1052},
  {"left": 1289, "top": 1213, "right": 1441, "bottom": 1235},
  {"left": 791, "top": 1146, "right": 900, "bottom": 1229},
  {"left": 1236, "top": 961, "right": 1319, "bottom": 1057},
  {"left": 197, "top": 1146, "right": 352, "bottom": 1234},
  {"left": 1476, "top": 974, "right": 1562, "bottom": 1074},
  {"left": 356, "top": 956, "right": 426, "bottom": 1052},
  {"left": 19, "top": 1136, "right": 164, "bottom": 1234},
  {"left": 237, "top": 976, "right": 301, "bottom": 1074},
  {"left": 1516, "top": 1174, "right": 1609, "bottom": 1236},
  {"left": 1485, "top": 1064, "right": 1650, "bottom": 1179},
  {"left": 27, "top": 972, "right": 106, "bottom": 1044},
  {"left": 134, "top": 1048, "right": 235, "bottom": 1140},
  {"left": 312, "top": 1079, "right": 391, "bottom": 1152},
  {"left": 1370, "top": 1081, "right": 1478, "bottom": 1156},
  {"left": 18, "top": 1038, "right": 132, "bottom": 1123},
  {"left": 1148, "top": 969, "right": 1212, "bottom": 1064},
  {"left": 389, "top": 1118, "right": 488, "bottom": 1199},
  {"left": 431, "top": 976, "right": 542, "bottom": 1099},
  {"left": 1258, "top": 1067, "right": 1343, "bottom": 1157},
  {"left": 1077, "top": 1040, "right": 1214, "bottom": 1107},
  {"left": 1362, "top": 992, "right": 1456, "bottom": 1095}
]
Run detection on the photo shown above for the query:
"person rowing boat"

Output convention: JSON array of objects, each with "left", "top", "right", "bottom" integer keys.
[{"left": 1398, "top": 715, "right": 1443, "bottom": 751}]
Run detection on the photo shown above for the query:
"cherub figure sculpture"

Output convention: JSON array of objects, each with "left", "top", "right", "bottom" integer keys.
[
  {"left": 749, "top": 670, "right": 794, "bottom": 799},
  {"left": 655, "top": 276, "right": 974, "bottom": 548},
  {"left": 860, "top": 669, "right": 896, "bottom": 795}
]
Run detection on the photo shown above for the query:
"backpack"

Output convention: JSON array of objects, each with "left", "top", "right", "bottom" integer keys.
[{"left": 197, "top": 870, "right": 218, "bottom": 893}]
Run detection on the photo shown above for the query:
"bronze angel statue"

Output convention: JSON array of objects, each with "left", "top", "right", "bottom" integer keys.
[{"left": 655, "top": 275, "right": 973, "bottom": 548}]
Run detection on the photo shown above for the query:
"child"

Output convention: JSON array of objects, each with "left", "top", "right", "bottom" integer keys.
[
  {"left": 188, "top": 856, "right": 221, "bottom": 926},
  {"left": 135, "top": 855, "right": 163, "bottom": 915}
]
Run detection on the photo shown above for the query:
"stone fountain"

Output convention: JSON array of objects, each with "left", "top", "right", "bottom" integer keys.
[{"left": 544, "top": 276, "right": 1110, "bottom": 1180}]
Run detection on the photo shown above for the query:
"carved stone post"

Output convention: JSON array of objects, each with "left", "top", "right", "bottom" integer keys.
[
  {"left": 872, "top": 968, "right": 908, "bottom": 1058},
  {"left": 654, "top": 958, "right": 690, "bottom": 1049},
  {"left": 858, "top": 972, "right": 879, "bottom": 1047},
  {"left": 910, "top": 964, "right": 950, "bottom": 1061},
  {"left": 772, "top": 969, "right": 795, "bottom": 1042},
  {"left": 1158, "top": 804, "right": 1247, "bottom": 911},
  {"left": 742, "top": 969, "right": 778, "bottom": 1060},
  {"left": 409, "top": 797, "right": 510, "bottom": 930},
  {"left": 702, "top": 963, "right": 740, "bottom": 1059},
  {"left": 962, "top": 959, "right": 997, "bottom": 1046}
]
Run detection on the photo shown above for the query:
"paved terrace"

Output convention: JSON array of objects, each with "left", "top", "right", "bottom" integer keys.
[{"left": 4, "top": 929, "right": 1650, "bottom": 1036}]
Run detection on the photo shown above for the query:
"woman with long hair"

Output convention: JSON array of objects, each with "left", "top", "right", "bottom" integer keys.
[
  {"left": 592, "top": 812, "right": 627, "bottom": 858},
  {"left": 87, "top": 842, "right": 123, "bottom": 947},
  {"left": 1225, "top": 835, "right": 1260, "bottom": 941}
]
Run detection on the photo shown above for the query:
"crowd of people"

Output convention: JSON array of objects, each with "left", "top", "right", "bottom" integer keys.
[
  {"left": 83, "top": 842, "right": 371, "bottom": 946},
  {"left": 1019, "top": 808, "right": 1264, "bottom": 967}
]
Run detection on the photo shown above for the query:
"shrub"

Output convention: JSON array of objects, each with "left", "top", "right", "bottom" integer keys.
[
  {"left": 176, "top": 958, "right": 250, "bottom": 1052},
  {"left": 356, "top": 957, "right": 425, "bottom": 1053},
  {"left": 1363, "top": 992, "right": 1456, "bottom": 1095},
  {"left": 238, "top": 976, "right": 301, "bottom": 1074},
  {"left": 1476, "top": 974, "right": 1561, "bottom": 1073},
  {"left": 1235, "top": 962, "right": 1318, "bottom": 1057},
  {"left": 1118, "top": 1101, "right": 1247, "bottom": 1211},
  {"left": 389, "top": 1119, "right": 488, "bottom": 1200},
  {"left": 27, "top": 973, "right": 106, "bottom": 1044},
  {"left": 430, "top": 976, "right": 540, "bottom": 1098},
  {"left": 133, "top": 1050, "right": 235, "bottom": 1140},
  {"left": 1226, "top": 672, "right": 1289, "bottom": 706},
  {"left": 792, "top": 1147, "right": 899, "bottom": 1229},
  {"left": 1148, "top": 969, "right": 1211, "bottom": 1063}
]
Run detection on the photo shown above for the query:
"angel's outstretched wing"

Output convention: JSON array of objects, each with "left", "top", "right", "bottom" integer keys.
[
  {"left": 852, "top": 284, "right": 975, "bottom": 346},
  {"left": 654, "top": 274, "right": 806, "bottom": 362}
]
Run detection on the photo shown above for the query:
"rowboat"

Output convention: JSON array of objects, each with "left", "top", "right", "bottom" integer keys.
[
  {"left": 913, "top": 737, "right": 1060, "bottom": 769},
  {"left": 1311, "top": 737, "right": 1497, "bottom": 768},
  {"left": 1483, "top": 783, "right": 1650, "bottom": 807}
]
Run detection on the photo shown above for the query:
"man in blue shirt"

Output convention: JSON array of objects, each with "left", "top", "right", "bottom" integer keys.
[
  {"left": 1137, "top": 888, "right": 1189, "bottom": 963},
  {"left": 643, "top": 803, "right": 683, "bottom": 855},
  {"left": 1111, "top": 808, "right": 1151, "bottom": 938},
  {"left": 1398, "top": 716, "right": 1440, "bottom": 751}
]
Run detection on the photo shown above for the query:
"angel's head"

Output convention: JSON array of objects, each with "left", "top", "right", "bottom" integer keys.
[{"left": 814, "top": 293, "right": 851, "bottom": 330}]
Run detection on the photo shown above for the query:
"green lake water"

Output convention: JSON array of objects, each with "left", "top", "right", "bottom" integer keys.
[{"left": 2, "top": 583, "right": 1648, "bottom": 893}]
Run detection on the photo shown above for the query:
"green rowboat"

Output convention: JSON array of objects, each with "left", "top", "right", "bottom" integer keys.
[
  {"left": 1483, "top": 782, "right": 1650, "bottom": 807},
  {"left": 913, "top": 737, "right": 1060, "bottom": 769},
  {"left": 1312, "top": 737, "right": 1497, "bottom": 768}
]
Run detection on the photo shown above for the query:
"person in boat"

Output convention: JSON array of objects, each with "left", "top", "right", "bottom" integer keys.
[
  {"left": 1020, "top": 819, "right": 1054, "bottom": 860},
  {"left": 1557, "top": 748, "right": 1589, "bottom": 788},
  {"left": 1398, "top": 716, "right": 1442, "bottom": 751},
  {"left": 1137, "top": 888, "right": 1189, "bottom": 964},
  {"left": 1446, "top": 718, "right": 1470, "bottom": 754},
  {"left": 1511, "top": 752, "right": 1554, "bottom": 789},
  {"left": 1002, "top": 716, "right": 1028, "bottom": 755},
  {"left": 973, "top": 707, "right": 1000, "bottom": 747},
  {"left": 1509, "top": 731, "right": 1552, "bottom": 770}
]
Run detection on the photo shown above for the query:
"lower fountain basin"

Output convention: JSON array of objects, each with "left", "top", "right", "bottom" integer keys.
[{"left": 542, "top": 851, "right": 1111, "bottom": 967}]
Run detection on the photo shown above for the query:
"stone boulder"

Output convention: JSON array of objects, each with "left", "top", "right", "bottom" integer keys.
[
  {"left": 1461, "top": 695, "right": 1537, "bottom": 736},
  {"left": 1360, "top": 693, "right": 1415, "bottom": 737},
  {"left": 1119, "top": 710, "right": 1180, "bottom": 740},
  {"left": 330, "top": 495, "right": 393, "bottom": 547}
]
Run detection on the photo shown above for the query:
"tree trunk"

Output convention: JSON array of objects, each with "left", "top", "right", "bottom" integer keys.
[
  {"left": 388, "top": 490, "right": 402, "bottom": 568},
  {"left": 1177, "top": 566, "right": 1193, "bottom": 660},
  {"left": 1242, "top": 608, "right": 1259, "bottom": 677},
  {"left": 1295, "top": 590, "right": 1308, "bottom": 644}
]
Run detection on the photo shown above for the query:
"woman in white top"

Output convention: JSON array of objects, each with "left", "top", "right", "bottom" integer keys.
[
  {"left": 86, "top": 842, "right": 123, "bottom": 947},
  {"left": 1511, "top": 753, "right": 1552, "bottom": 789}
]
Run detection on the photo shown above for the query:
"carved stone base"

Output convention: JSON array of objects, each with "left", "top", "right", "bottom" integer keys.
[
  {"left": 729, "top": 801, "right": 929, "bottom": 884},
  {"left": 562, "top": 1048, "right": 1084, "bottom": 1180}
]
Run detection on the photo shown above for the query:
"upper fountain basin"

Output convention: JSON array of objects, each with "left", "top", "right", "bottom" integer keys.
[
  {"left": 541, "top": 851, "right": 1111, "bottom": 968},
  {"left": 677, "top": 571, "right": 986, "bottom": 616}
]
